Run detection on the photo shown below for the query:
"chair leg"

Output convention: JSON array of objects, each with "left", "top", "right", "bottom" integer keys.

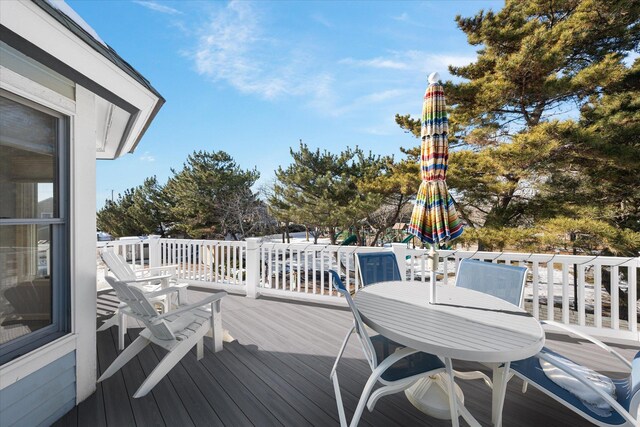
[
  {"left": 331, "top": 327, "right": 355, "bottom": 427},
  {"left": 118, "top": 310, "right": 127, "bottom": 350},
  {"left": 331, "top": 371, "right": 348, "bottom": 427},
  {"left": 197, "top": 338, "right": 204, "bottom": 360},
  {"left": 367, "top": 379, "right": 419, "bottom": 412},
  {"left": 97, "top": 312, "right": 119, "bottom": 332},
  {"left": 350, "top": 369, "right": 384, "bottom": 427},
  {"left": 133, "top": 322, "right": 209, "bottom": 398},
  {"left": 209, "top": 299, "right": 223, "bottom": 353},
  {"left": 98, "top": 335, "right": 150, "bottom": 382}
]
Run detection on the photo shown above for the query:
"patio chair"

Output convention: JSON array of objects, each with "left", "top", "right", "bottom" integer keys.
[
  {"left": 510, "top": 321, "right": 640, "bottom": 426},
  {"left": 329, "top": 270, "right": 447, "bottom": 426},
  {"left": 455, "top": 258, "right": 527, "bottom": 307},
  {"left": 451, "top": 259, "right": 528, "bottom": 391},
  {"left": 98, "top": 276, "right": 226, "bottom": 398},
  {"left": 355, "top": 252, "right": 403, "bottom": 286},
  {"left": 99, "top": 248, "right": 187, "bottom": 350}
]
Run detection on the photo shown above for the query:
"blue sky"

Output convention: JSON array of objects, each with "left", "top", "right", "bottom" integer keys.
[{"left": 65, "top": 0, "right": 503, "bottom": 208}]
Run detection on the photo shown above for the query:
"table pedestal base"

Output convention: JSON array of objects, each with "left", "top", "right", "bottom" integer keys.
[{"left": 405, "top": 374, "right": 464, "bottom": 420}]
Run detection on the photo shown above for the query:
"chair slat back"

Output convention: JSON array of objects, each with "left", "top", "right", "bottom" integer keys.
[
  {"left": 330, "top": 270, "right": 378, "bottom": 369},
  {"left": 105, "top": 276, "right": 175, "bottom": 341},
  {"left": 101, "top": 249, "right": 137, "bottom": 281},
  {"left": 356, "top": 252, "right": 402, "bottom": 286},
  {"left": 455, "top": 259, "right": 527, "bottom": 307}
]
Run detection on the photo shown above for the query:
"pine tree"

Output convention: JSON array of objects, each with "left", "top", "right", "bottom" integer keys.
[
  {"left": 396, "top": 0, "right": 640, "bottom": 253},
  {"left": 164, "top": 151, "right": 260, "bottom": 239}
]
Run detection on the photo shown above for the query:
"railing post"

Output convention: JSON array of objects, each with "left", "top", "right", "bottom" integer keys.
[
  {"left": 245, "top": 238, "right": 261, "bottom": 298},
  {"left": 392, "top": 243, "right": 408, "bottom": 280},
  {"left": 148, "top": 235, "right": 161, "bottom": 268}
]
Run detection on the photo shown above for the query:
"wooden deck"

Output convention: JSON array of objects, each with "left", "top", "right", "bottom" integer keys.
[{"left": 54, "top": 288, "right": 638, "bottom": 426}]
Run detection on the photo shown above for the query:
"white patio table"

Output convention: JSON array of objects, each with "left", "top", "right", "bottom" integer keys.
[{"left": 354, "top": 281, "right": 545, "bottom": 427}]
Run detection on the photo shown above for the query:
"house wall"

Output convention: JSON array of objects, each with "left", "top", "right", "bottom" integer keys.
[
  {"left": 0, "top": 352, "right": 76, "bottom": 426},
  {"left": 0, "top": 68, "right": 97, "bottom": 418}
]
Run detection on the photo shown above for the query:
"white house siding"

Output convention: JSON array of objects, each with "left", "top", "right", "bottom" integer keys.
[{"left": 0, "top": 351, "right": 76, "bottom": 426}]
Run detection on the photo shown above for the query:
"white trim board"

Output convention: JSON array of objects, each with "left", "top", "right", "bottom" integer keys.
[
  {"left": 0, "top": 0, "right": 160, "bottom": 158},
  {"left": 0, "top": 334, "right": 77, "bottom": 390}
]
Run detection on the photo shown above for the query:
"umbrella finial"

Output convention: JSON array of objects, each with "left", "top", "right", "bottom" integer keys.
[{"left": 428, "top": 72, "right": 440, "bottom": 84}]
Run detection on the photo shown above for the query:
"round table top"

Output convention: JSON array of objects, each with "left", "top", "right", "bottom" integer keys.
[{"left": 354, "top": 281, "right": 545, "bottom": 363}]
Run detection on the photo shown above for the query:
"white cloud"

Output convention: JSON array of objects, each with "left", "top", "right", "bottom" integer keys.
[
  {"left": 311, "top": 13, "right": 333, "bottom": 28},
  {"left": 339, "top": 57, "right": 408, "bottom": 70},
  {"left": 133, "top": 1, "right": 182, "bottom": 15},
  {"left": 139, "top": 151, "right": 155, "bottom": 162},
  {"left": 340, "top": 51, "right": 475, "bottom": 74},
  {"left": 392, "top": 12, "right": 409, "bottom": 22},
  {"left": 191, "top": 1, "right": 334, "bottom": 103}
]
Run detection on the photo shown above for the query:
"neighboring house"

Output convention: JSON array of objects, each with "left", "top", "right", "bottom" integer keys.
[{"left": 0, "top": 1, "right": 164, "bottom": 425}]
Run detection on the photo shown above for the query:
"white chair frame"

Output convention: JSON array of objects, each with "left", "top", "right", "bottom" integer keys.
[
  {"left": 329, "top": 271, "right": 449, "bottom": 426},
  {"left": 99, "top": 248, "right": 187, "bottom": 349},
  {"left": 98, "top": 276, "right": 226, "bottom": 398},
  {"left": 510, "top": 320, "right": 639, "bottom": 427}
]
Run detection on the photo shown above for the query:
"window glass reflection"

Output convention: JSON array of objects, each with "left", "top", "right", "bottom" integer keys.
[
  {"left": 0, "top": 225, "right": 52, "bottom": 344},
  {"left": 0, "top": 96, "right": 57, "bottom": 219}
]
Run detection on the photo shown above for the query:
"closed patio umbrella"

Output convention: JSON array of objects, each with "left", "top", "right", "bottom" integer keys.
[
  {"left": 408, "top": 72, "right": 463, "bottom": 303},
  {"left": 402, "top": 72, "right": 467, "bottom": 419},
  {"left": 408, "top": 72, "right": 463, "bottom": 246}
]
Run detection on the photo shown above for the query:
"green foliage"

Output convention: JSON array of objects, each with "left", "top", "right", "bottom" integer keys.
[
  {"left": 269, "top": 142, "right": 405, "bottom": 245},
  {"left": 164, "top": 151, "right": 262, "bottom": 239},
  {"left": 97, "top": 151, "right": 272, "bottom": 240},
  {"left": 97, "top": 177, "right": 166, "bottom": 238},
  {"left": 396, "top": 0, "right": 640, "bottom": 254}
]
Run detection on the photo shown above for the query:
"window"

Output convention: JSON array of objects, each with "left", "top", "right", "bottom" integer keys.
[{"left": 0, "top": 92, "right": 69, "bottom": 364}]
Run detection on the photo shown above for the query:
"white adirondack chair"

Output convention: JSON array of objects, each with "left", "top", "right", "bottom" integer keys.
[
  {"left": 98, "top": 276, "right": 226, "bottom": 398},
  {"left": 99, "top": 248, "right": 187, "bottom": 350}
]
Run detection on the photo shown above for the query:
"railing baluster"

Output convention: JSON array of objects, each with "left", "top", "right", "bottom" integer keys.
[
  {"left": 532, "top": 261, "right": 539, "bottom": 319},
  {"left": 320, "top": 249, "right": 325, "bottom": 295},
  {"left": 562, "top": 262, "right": 569, "bottom": 324},
  {"left": 443, "top": 257, "right": 449, "bottom": 286},
  {"left": 547, "top": 262, "right": 555, "bottom": 321},
  {"left": 297, "top": 249, "right": 301, "bottom": 292},
  {"left": 578, "top": 265, "right": 586, "bottom": 326},
  {"left": 628, "top": 265, "right": 637, "bottom": 333},
  {"left": 595, "top": 265, "right": 602, "bottom": 329},
  {"left": 611, "top": 266, "right": 619, "bottom": 330}
]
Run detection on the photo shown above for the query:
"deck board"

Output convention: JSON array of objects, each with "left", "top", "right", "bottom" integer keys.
[{"left": 54, "top": 290, "right": 637, "bottom": 427}]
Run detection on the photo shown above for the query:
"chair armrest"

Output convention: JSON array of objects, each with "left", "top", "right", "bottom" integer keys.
[
  {"left": 537, "top": 351, "right": 637, "bottom": 425},
  {"left": 138, "top": 265, "right": 178, "bottom": 275},
  {"left": 155, "top": 292, "right": 227, "bottom": 320},
  {"left": 540, "top": 320, "right": 632, "bottom": 369},
  {"left": 144, "top": 286, "right": 184, "bottom": 299},
  {"left": 127, "top": 273, "right": 173, "bottom": 283}
]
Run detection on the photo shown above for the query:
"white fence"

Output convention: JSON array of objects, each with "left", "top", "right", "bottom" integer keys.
[{"left": 97, "top": 238, "right": 639, "bottom": 341}]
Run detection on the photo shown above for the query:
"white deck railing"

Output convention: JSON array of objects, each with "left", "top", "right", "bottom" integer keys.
[{"left": 97, "top": 237, "right": 639, "bottom": 341}]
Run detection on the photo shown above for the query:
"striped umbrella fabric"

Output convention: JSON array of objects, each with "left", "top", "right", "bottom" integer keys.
[{"left": 407, "top": 78, "right": 463, "bottom": 246}]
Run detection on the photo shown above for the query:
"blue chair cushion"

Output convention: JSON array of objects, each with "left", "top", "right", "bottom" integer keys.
[
  {"left": 511, "top": 348, "right": 639, "bottom": 425},
  {"left": 358, "top": 253, "right": 402, "bottom": 286},
  {"left": 370, "top": 334, "right": 445, "bottom": 382}
]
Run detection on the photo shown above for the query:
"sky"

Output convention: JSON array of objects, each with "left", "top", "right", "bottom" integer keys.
[{"left": 64, "top": 0, "right": 504, "bottom": 208}]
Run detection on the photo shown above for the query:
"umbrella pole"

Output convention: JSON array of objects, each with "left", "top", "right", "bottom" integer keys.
[{"left": 429, "top": 245, "right": 438, "bottom": 304}]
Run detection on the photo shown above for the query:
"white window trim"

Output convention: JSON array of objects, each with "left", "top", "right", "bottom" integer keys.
[{"left": 1, "top": 67, "right": 81, "bottom": 388}]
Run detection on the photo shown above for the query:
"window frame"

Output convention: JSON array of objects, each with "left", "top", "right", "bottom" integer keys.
[{"left": 0, "top": 90, "right": 70, "bottom": 365}]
